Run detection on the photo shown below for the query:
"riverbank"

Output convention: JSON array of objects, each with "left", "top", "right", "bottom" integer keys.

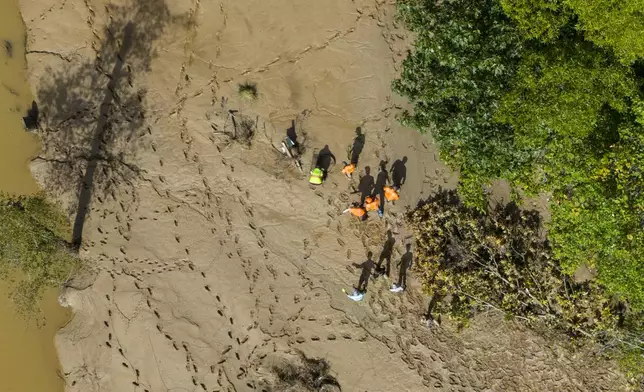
[
  {"left": 0, "top": 0, "right": 69, "bottom": 391},
  {"left": 21, "top": 0, "right": 630, "bottom": 390}
]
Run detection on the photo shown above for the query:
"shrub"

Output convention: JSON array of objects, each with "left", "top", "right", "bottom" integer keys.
[
  {"left": 267, "top": 350, "right": 341, "bottom": 392},
  {"left": 408, "top": 190, "right": 643, "bottom": 382},
  {"left": 0, "top": 194, "right": 80, "bottom": 314}
]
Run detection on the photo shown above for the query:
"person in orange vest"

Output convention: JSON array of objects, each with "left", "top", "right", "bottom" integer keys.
[
  {"left": 341, "top": 162, "right": 356, "bottom": 179},
  {"left": 383, "top": 185, "right": 400, "bottom": 202},
  {"left": 364, "top": 195, "right": 380, "bottom": 212},
  {"left": 343, "top": 202, "right": 367, "bottom": 220}
]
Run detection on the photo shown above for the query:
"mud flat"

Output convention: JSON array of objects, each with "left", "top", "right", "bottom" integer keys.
[{"left": 20, "top": 0, "right": 629, "bottom": 390}]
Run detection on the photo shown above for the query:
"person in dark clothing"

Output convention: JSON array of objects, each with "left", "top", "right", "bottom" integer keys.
[
  {"left": 391, "top": 243, "right": 413, "bottom": 292},
  {"left": 376, "top": 230, "right": 395, "bottom": 278},
  {"left": 357, "top": 166, "right": 374, "bottom": 205},
  {"left": 352, "top": 252, "right": 375, "bottom": 293},
  {"left": 390, "top": 156, "right": 408, "bottom": 189}
]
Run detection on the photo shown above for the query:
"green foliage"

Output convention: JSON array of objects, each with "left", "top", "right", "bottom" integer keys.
[
  {"left": 501, "top": 0, "right": 644, "bottom": 64},
  {"left": 409, "top": 190, "right": 619, "bottom": 333},
  {"left": 238, "top": 82, "right": 258, "bottom": 101},
  {"left": 396, "top": 2, "right": 644, "bottom": 380},
  {"left": 408, "top": 191, "right": 644, "bottom": 382},
  {"left": 496, "top": 40, "right": 636, "bottom": 192},
  {"left": 498, "top": 42, "right": 634, "bottom": 142},
  {"left": 499, "top": 0, "right": 569, "bottom": 42},
  {"left": 566, "top": 0, "right": 644, "bottom": 64},
  {"left": 395, "top": 0, "right": 644, "bottom": 316},
  {"left": 0, "top": 194, "right": 79, "bottom": 314},
  {"left": 394, "top": 0, "right": 531, "bottom": 209},
  {"left": 549, "top": 124, "right": 644, "bottom": 310}
]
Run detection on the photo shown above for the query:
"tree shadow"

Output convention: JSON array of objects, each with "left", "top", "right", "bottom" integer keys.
[{"left": 33, "top": 0, "right": 188, "bottom": 247}]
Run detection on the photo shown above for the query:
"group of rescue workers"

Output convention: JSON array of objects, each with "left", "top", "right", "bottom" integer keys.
[
  {"left": 306, "top": 144, "right": 401, "bottom": 220},
  {"left": 300, "top": 133, "right": 409, "bottom": 300},
  {"left": 342, "top": 161, "right": 400, "bottom": 220}
]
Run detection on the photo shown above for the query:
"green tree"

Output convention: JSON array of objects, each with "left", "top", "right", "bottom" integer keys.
[
  {"left": 499, "top": 0, "right": 569, "bottom": 42},
  {"left": 501, "top": 0, "right": 644, "bottom": 64},
  {"left": 408, "top": 190, "right": 618, "bottom": 335},
  {"left": 0, "top": 194, "right": 79, "bottom": 314},
  {"left": 393, "top": 0, "right": 530, "bottom": 206},
  {"left": 568, "top": 0, "right": 644, "bottom": 64},
  {"left": 408, "top": 190, "right": 644, "bottom": 382},
  {"left": 496, "top": 40, "right": 636, "bottom": 190},
  {"left": 395, "top": 0, "right": 644, "bottom": 312}
]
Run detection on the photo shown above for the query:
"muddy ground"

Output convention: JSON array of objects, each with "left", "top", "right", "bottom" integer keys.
[{"left": 21, "top": 0, "right": 628, "bottom": 390}]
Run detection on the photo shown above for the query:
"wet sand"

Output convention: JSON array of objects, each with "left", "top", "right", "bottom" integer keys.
[{"left": 0, "top": 1, "right": 69, "bottom": 391}]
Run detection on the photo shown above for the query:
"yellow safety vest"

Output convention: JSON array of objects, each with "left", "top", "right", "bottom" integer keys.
[{"left": 309, "top": 168, "right": 324, "bottom": 185}]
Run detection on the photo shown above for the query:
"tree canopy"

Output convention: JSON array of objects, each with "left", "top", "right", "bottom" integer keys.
[
  {"left": 0, "top": 194, "right": 79, "bottom": 314},
  {"left": 501, "top": 0, "right": 644, "bottom": 64},
  {"left": 396, "top": 0, "right": 644, "bottom": 380}
]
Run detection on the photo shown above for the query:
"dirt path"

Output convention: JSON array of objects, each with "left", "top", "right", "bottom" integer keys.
[{"left": 21, "top": 0, "right": 628, "bottom": 390}]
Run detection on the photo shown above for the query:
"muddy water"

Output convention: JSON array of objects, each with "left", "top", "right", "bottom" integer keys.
[
  {"left": 0, "top": 0, "right": 40, "bottom": 194},
  {"left": 0, "top": 1, "right": 70, "bottom": 392}
]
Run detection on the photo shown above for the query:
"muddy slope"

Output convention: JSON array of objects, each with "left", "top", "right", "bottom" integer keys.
[{"left": 21, "top": 0, "right": 627, "bottom": 390}]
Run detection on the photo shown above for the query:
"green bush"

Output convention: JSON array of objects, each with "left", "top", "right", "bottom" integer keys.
[
  {"left": 408, "top": 190, "right": 644, "bottom": 382},
  {"left": 394, "top": 0, "right": 644, "bottom": 316},
  {"left": 0, "top": 194, "right": 80, "bottom": 314}
]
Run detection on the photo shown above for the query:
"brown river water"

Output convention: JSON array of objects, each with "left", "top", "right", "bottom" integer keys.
[{"left": 0, "top": 1, "right": 70, "bottom": 391}]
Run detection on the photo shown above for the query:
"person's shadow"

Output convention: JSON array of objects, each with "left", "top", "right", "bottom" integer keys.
[
  {"left": 357, "top": 166, "right": 374, "bottom": 205},
  {"left": 391, "top": 156, "right": 408, "bottom": 189},
  {"left": 352, "top": 252, "right": 375, "bottom": 293},
  {"left": 396, "top": 243, "right": 413, "bottom": 290},
  {"left": 316, "top": 145, "right": 336, "bottom": 179},
  {"left": 374, "top": 160, "right": 389, "bottom": 212},
  {"left": 376, "top": 230, "right": 395, "bottom": 277},
  {"left": 350, "top": 127, "right": 365, "bottom": 165}
]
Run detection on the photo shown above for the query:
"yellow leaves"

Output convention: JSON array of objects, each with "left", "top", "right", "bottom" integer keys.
[{"left": 593, "top": 167, "right": 611, "bottom": 180}]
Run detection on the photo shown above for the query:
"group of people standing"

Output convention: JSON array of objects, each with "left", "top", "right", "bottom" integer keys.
[
  {"left": 341, "top": 158, "right": 405, "bottom": 220},
  {"left": 305, "top": 127, "right": 412, "bottom": 301}
]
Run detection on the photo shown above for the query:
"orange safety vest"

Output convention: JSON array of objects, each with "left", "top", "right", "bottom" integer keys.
[
  {"left": 384, "top": 186, "right": 399, "bottom": 201},
  {"left": 364, "top": 196, "right": 380, "bottom": 211},
  {"left": 348, "top": 206, "right": 366, "bottom": 218},
  {"left": 342, "top": 163, "right": 356, "bottom": 176}
]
